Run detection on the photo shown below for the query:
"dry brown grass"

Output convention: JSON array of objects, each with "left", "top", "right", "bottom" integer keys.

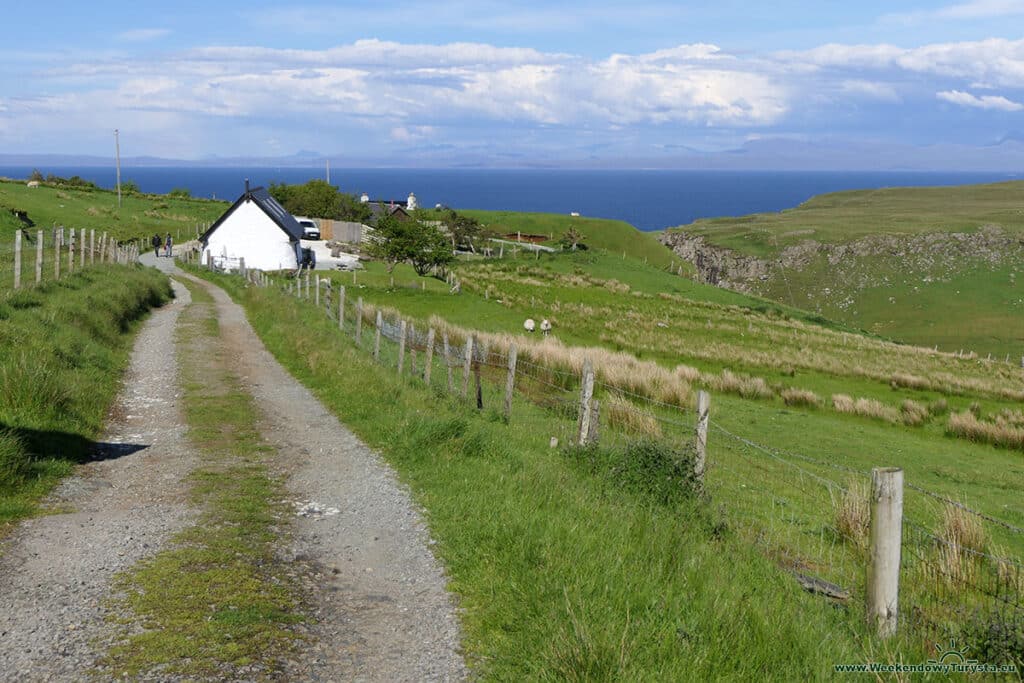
[
  {"left": 900, "top": 399, "right": 929, "bottom": 427},
  {"left": 708, "top": 370, "right": 773, "bottom": 400},
  {"left": 781, "top": 388, "right": 821, "bottom": 408},
  {"left": 832, "top": 394, "right": 900, "bottom": 423},
  {"left": 834, "top": 479, "right": 869, "bottom": 551},
  {"left": 890, "top": 372, "right": 930, "bottom": 390},
  {"left": 606, "top": 395, "right": 663, "bottom": 438},
  {"left": 947, "top": 410, "right": 1024, "bottom": 450},
  {"left": 932, "top": 503, "right": 989, "bottom": 589}
]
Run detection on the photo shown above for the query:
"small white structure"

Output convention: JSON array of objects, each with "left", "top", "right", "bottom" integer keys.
[
  {"left": 524, "top": 318, "right": 536, "bottom": 332},
  {"left": 407, "top": 192, "right": 418, "bottom": 211},
  {"left": 360, "top": 192, "right": 370, "bottom": 203},
  {"left": 200, "top": 181, "right": 304, "bottom": 271}
]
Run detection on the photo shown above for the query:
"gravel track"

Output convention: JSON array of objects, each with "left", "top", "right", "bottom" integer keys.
[
  {"left": 181, "top": 269, "right": 467, "bottom": 682},
  {"left": 0, "top": 278, "right": 197, "bottom": 682}
]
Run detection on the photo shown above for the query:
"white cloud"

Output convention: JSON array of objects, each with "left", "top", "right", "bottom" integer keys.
[
  {"left": 116, "top": 28, "right": 171, "bottom": 42},
  {"left": 839, "top": 80, "right": 901, "bottom": 102},
  {"left": 937, "top": 0, "right": 1024, "bottom": 18},
  {"left": 780, "top": 38, "right": 1024, "bottom": 88},
  {"left": 936, "top": 89, "right": 1024, "bottom": 111}
]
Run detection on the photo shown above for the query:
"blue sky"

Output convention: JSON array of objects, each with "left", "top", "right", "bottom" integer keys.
[{"left": 2, "top": 1, "right": 1023, "bottom": 166}]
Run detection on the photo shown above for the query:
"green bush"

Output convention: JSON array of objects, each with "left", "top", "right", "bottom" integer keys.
[{"left": 564, "top": 439, "right": 700, "bottom": 506}]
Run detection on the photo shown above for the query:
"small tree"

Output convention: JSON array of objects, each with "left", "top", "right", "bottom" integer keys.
[
  {"left": 560, "top": 227, "right": 586, "bottom": 251},
  {"left": 365, "top": 214, "right": 420, "bottom": 274},
  {"left": 28, "top": 169, "right": 43, "bottom": 182},
  {"left": 168, "top": 187, "right": 191, "bottom": 198},
  {"left": 410, "top": 225, "right": 455, "bottom": 276}
]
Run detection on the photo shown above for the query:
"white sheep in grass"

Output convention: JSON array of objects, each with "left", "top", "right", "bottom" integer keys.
[
  {"left": 540, "top": 319, "right": 552, "bottom": 336},
  {"left": 523, "top": 318, "right": 536, "bottom": 332}
]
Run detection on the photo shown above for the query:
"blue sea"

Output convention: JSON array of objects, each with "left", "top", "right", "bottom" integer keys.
[{"left": 0, "top": 166, "right": 1017, "bottom": 231}]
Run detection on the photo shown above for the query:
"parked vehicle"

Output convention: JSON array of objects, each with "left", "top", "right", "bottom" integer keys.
[{"left": 297, "top": 217, "right": 320, "bottom": 240}]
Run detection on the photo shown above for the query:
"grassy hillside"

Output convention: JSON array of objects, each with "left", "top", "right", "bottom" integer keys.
[
  {"left": 0, "top": 265, "right": 172, "bottom": 529},
  {"left": 664, "top": 180, "right": 1024, "bottom": 356},
  {"left": 460, "top": 209, "right": 677, "bottom": 270},
  {"left": 0, "top": 178, "right": 226, "bottom": 242},
  {"left": 678, "top": 180, "right": 1024, "bottom": 257}
]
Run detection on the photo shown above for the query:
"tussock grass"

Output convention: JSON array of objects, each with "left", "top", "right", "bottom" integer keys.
[
  {"left": 833, "top": 479, "right": 869, "bottom": 552},
  {"left": 947, "top": 410, "right": 1024, "bottom": 450},
  {"left": 831, "top": 394, "right": 900, "bottom": 423},
  {"left": 900, "top": 399, "right": 930, "bottom": 427},
  {"left": 606, "top": 395, "right": 662, "bottom": 438},
  {"left": 708, "top": 369, "right": 773, "bottom": 400},
  {"left": 781, "top": 388, "right": 822, "bottom": 408},
  {"left": 931, "top": 503, "right": 989, "bottom": 590}
]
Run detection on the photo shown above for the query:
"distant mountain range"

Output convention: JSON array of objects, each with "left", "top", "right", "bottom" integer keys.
[{"left": 2, "top": 138, "right": 1022, "bottom": 172}]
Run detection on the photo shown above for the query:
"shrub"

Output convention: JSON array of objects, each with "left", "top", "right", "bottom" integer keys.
[
  {"left": 948, "top": 411, "right": 1024, "bottom": 450},
  {"left": 564, "top": 440, "right": 699, "bottom": 506},
  {"left": 961, "top": 610, "right": 1024, "bottom": 670}
]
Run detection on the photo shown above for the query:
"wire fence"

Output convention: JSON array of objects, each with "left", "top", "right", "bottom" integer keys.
[
  {"left": 1, "top": 227, "right": 140, "bottom": 295},
  {"left": 218, "top": 262, "right": 1024, "bottom": 662}
]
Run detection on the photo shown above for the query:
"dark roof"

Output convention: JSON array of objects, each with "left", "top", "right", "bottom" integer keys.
[
  {"left": 366, "top": 201, "right": 410, "bottom": 223},
  {"left": 201, "top": 184, "right": 304, "bottom": 244}
]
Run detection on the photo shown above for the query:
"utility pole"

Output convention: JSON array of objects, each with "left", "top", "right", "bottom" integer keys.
[
  {"left": 114, "top": 129, "right": 122, "bottom": 208},
  {"left": 326, "top": 158, "right": 330, "bottom": 184}
]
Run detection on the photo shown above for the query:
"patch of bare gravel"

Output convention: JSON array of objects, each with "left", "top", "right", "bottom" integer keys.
[
  {"left": 183, "top": 272, "right": 468, "bottom": 682},
  {"left": 0, "top": 277, "right": 198, "bottom": 682}
]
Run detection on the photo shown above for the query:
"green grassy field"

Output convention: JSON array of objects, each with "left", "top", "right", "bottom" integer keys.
[
  {"left": 676, "top": 180, "right": 1024, "bottom": 256},
  {"left": 665, "top": 180, "right": 1024, "bottom": 357},
  {"left": 0, "top": 178, "right": 226, "bottom": 242},
  {"left": 460, "top": 209, "right": 678, "bottom": 270}
]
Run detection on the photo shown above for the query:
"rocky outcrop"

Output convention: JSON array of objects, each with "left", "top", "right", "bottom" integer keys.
[{"left": 660, "top": 225, "right": 1023, "bottom": 293}]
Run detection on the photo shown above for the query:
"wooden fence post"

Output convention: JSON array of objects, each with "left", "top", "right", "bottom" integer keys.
[
  {"left": 373, "top": 309, "right": 381, "bottom": 359},
  {"left": 443, "top": 333, "right": 454, "bottom": 393},
  {"left": 304, "top": 272, "right": 310, "bottom": 299},
  {"left": 353, "top": 297, "right": 363, "bottom": 343},
  {"left": 424, "top": 328, "right": 436, "bottom": 385},
  {"left": 587, "top": 400, "right": 600, "bottom": 445},
  {"left": 504, "top": 344, "right": 518, "bottom": 421},
  {"left": 89, "top": 229, "right": 95, "bottom": 265},
  {"left": 398, "top": 319, "right": 407, "bottom": 374},
  {"left": 694, "top": 390, "right": 710, "bottom": 486},
  {"left": 80, "top": 230, "right": 85, "bottom": 269},
  {"left": 462, "top": 336, "right": 474, "bottom": 398},
  {"left": 35, "top": 231, "right": 43, "bottom": 284},
  {"left": 240, "top": 257, "right": 246, "bottom": 279},
  {"left": 54, "top": 231, "right": 61, "bottom": 280},
  {"left": 577, "top": 359, "right": 595, "bottom": 446},
  {"left": 867, "top": 467, "right": 903, "bottom": 639},
  {"left": 13, "top": 230, "right": 21, "bottom": 289},
  {"left": 338, "top": 285, "right": 346, "bottom": 331},
  {"left": 68, "top": 233, "right": 74, "bottom": 273},
  {"left": 315, "top": 275, "right": 320, "bottom": 307}
]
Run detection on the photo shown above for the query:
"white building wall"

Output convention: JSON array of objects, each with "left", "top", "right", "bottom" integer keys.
[{"left": 205, "top": 200, "right": 297, "bottom": 271}]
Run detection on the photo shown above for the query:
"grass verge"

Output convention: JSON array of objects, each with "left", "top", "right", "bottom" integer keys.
[
  {"left": 102, "top": 277, "right": 303, "bottom": 678},
  {"left": 0, "top": 265, "right": 171, "bottom": 531}
]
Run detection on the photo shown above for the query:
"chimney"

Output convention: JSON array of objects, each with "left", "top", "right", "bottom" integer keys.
[{"left": 245, "top": 178, "right": 250, "bottom": 193}]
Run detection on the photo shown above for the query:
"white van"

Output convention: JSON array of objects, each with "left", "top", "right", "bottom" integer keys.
[{"left": 296, "top": 217, "right": 320, "bottom": 240}]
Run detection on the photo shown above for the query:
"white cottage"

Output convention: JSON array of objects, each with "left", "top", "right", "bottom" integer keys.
[{"left": 201, "top": 181, "right": 304, "bottom": 271}]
